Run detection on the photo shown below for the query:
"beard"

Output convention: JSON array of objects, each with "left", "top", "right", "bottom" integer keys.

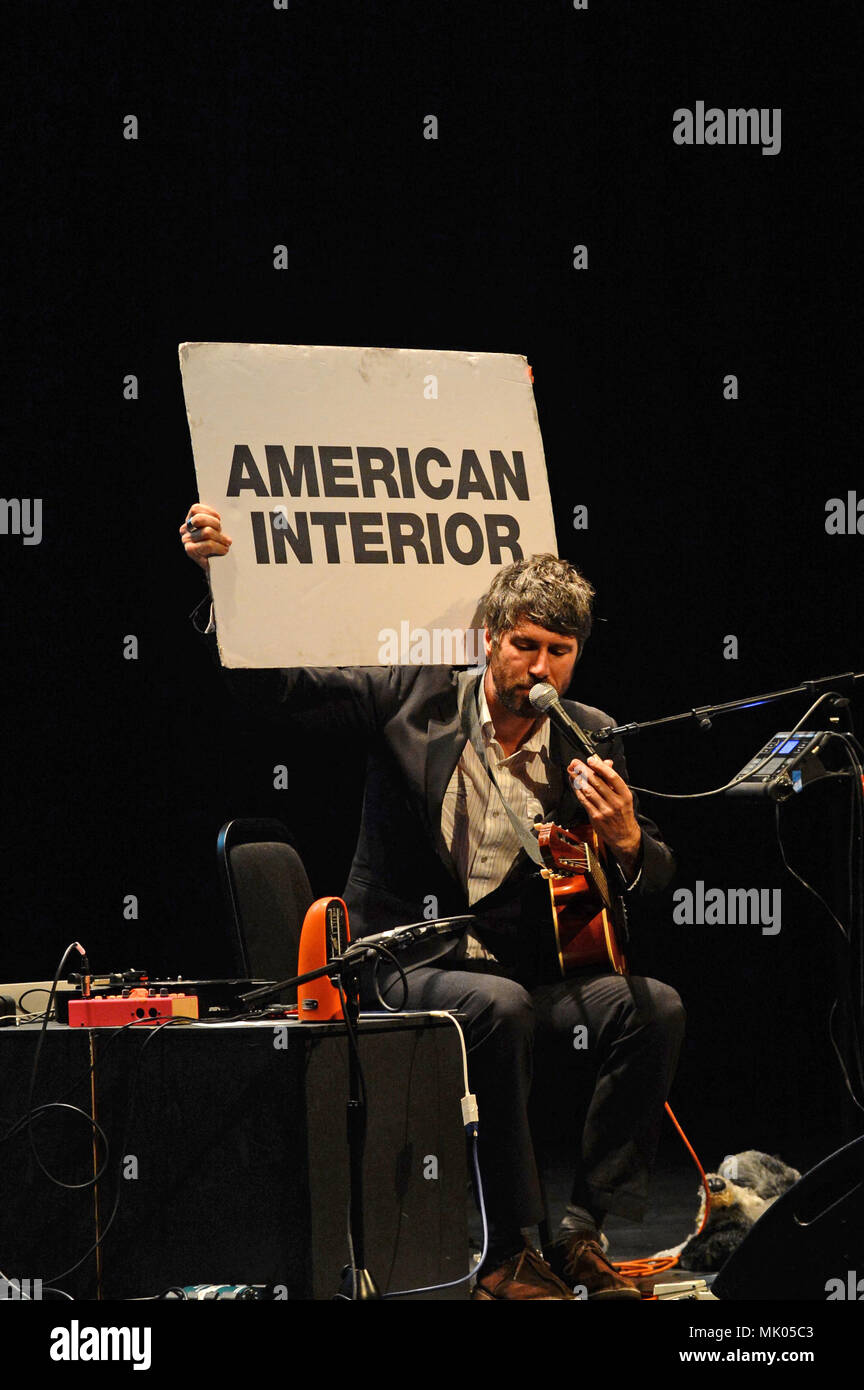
[{"left": 488, "top": 661, "right": 540, "bottom": 718}]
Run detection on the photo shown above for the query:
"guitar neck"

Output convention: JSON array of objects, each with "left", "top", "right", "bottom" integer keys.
[{"left": 584, "top": 840, "right": 612, "bottom": 908}]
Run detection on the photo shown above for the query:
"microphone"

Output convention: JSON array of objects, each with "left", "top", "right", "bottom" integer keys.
[{"left": 528, "top": 683, "right": 599, "bottom": 761}]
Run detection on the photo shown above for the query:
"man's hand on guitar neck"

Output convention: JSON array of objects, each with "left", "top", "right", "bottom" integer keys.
[{"left": 568, "top": 756, "right": 642, "bottom": 879}]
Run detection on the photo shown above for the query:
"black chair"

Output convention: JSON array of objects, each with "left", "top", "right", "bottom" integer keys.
[{"left": 217, "top": 818, "right": 314, "bottom": 986}]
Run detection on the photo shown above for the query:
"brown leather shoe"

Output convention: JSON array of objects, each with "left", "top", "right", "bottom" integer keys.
[
  {"left": 472, "top": 1245, "right": 577, "bottom": 1300},
  {"left": 547, "top": 1234, "right": 642, "bottom": 1301}
]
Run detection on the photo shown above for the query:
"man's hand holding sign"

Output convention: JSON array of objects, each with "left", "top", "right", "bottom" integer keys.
[{"left": 181, "top": 506, "right": 232, "bottom": 572}]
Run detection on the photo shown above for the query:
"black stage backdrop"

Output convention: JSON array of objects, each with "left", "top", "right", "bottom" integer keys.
[{"left": 5, "top": 1, "right": 862, "bottom": 1171}]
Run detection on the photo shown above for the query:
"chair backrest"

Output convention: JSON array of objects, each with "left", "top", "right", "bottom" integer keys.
[{"left": 217, "top": 819, "right": 314, "bottom": 984}]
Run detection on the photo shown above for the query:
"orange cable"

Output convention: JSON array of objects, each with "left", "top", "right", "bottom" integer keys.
[{"left": 612, "top": 1101, "right": 713, "bottom": 1284}]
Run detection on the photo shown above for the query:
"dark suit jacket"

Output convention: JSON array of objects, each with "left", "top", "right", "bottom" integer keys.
[{"left": 200, "top": 622, "right": 676, "bottom": 967}]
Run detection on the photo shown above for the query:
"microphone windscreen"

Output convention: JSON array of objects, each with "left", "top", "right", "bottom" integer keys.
[{"left": 528, "top": 682, "right": 558, "bottom": 712}]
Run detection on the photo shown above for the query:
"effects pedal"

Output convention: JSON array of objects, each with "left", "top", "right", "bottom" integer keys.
[
  {"left": 67, "top": 988, "right": 199, "bottom": 1027},
  {"left": 654, "top": 1278, "right": 718, "bottom": 1300},
  {"left": 726, "top": 730, "right": 830, "bottom": 801}
]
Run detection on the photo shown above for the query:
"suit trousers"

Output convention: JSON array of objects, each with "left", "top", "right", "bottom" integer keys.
[{"left": 370, "top": 959, "right": 685, "bottom": 1238}]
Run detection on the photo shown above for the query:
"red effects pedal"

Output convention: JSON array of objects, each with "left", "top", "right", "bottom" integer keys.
[{"left": 67, "top": 988, "right": 199, "bottom": 1027}]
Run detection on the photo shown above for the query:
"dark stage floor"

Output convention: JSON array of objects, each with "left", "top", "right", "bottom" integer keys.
[
  {"left": 550, "top": 1164, "right": 702, "bottom": 1263},
  {"left": 468, "top": 1161, "right": 713, "bottom": 1295}
]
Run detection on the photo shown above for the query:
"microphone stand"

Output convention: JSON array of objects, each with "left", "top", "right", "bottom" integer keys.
[
  {"left": 599, "top": 668, "right": 864, "bottom": 1104},
  {"left": 334, "top": 954, "right": 379, "bottom": 1301},
  {"left": 241, "top": 951, "right": 380, "bottom": 1300},
  {"left": 595, "top": 670, "right": 863, "bottom": 742}
]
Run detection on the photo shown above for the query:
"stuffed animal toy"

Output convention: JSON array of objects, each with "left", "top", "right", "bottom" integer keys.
[{"left": 663, "top": 1150, "right": 801, "bottom": 1272}]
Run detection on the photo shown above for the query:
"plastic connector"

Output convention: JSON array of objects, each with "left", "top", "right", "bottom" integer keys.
[{"left": 461, "top": 1092, "right": 479, "bottom": 1137}]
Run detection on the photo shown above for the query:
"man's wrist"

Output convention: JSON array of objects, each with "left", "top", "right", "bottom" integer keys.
[{"left": 610, "top": 831, "right": 643, "bottom": 882}]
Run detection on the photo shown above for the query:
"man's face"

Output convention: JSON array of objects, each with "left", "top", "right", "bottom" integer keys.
[{"left": 484, "top": 619, "right": 580, "bottom": 718}]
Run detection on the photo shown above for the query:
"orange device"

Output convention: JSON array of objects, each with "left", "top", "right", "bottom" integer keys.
[
  {"left": 67, "top": 989, "right": 199, "bottom": 1027},
  {"left": 296, "top": 896, "right": 350, "bottom": 1022}
]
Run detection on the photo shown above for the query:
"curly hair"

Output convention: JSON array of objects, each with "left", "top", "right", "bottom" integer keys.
[{"left": 481, "top": 554, "right": 595, "bottom": 650}]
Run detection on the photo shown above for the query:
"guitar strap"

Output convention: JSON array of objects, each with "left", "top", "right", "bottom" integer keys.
[{"left": 458, "top": 673, "right": 545, "bottom": 868}]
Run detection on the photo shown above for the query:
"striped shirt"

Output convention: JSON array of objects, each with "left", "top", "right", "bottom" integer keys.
[{"left": 440, "top": 677, "right": 562, "bottom": 959}]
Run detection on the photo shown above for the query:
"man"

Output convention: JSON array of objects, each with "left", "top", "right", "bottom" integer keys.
[{"left": 182, "top": 505, "right": 684, "bottom": 1302}]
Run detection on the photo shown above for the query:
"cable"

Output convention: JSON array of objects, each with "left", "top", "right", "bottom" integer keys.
[
  {"left": 11, "top": 943, "right": 112, "bottom": 1191},
  {"left": 828, "top": 999, "right": 864, "bottom": 1115},
  {"left": 340, "top": 940, "right": 408, "bottom": 1013},
  {"left": 331, "top": 1002, "right": 487, "bottom": 1299},
  {"left": 44, "top": 1014, "right": 197, "bottom": 1287},
  {"left": 15, "top": 1102, "right": 110, "bottom": 1189},
  {"left": 336, "top": 976, "right": 365, "bottom": 1301},
  {"left": 17, "top": 988, "right": 56, "bottom": 1014},
  {"left": 775, "top": 801, "right": 848, "bottom": 939},
  {"left": 371, "top": 945, "right": 409, "bottom": 1012},
  {"left": 382, "top": 1137, "right": 488, "bottom": 1300},
  {"left": 0, "top": 1268, "right": 33, "bottom": 1300},
  {"left": 423, "top": 1009, "right": 471, "bottom": 1095},
  {"left": 381, "top": 1010, "right": 488, "bottom": 1298},
  {"left": 0, "top": 950, "right": 128, "bottom": 1299},
  {"left": 0, "top": 1272, "right": 75, "bottom": 1302},
  {"left": 39, "top": 1013, "right": 264, "bottom": 1289},
  {"left": 822, "top": 730, "right": 864, "bottom": 1108},
  {"left": 0, "top": 1007, "right": 161, "bottom": 1147},
  {"left": 618, "top": 721, "right": 864, "bottom": 1286},
  {"left": 612, "top": 1101, "right": 712, "bottom": 1287}
]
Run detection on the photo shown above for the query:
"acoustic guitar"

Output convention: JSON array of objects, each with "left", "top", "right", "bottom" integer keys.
[{"left": 533, "top": 822, "right": 629, "bottom": 977}]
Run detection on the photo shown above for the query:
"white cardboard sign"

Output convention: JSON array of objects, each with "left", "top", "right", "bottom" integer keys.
[{"left": 180, "top": 342, "right": 558, "bottom": 667}]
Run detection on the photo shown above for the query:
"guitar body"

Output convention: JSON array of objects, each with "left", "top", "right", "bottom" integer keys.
[{"left": 535, "top": 823, "right": 629, "bottom": 978}]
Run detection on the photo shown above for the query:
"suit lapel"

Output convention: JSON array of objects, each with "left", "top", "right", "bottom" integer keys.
[{"left": 425, "top": 668, "right": 482, "bottom": 883}]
